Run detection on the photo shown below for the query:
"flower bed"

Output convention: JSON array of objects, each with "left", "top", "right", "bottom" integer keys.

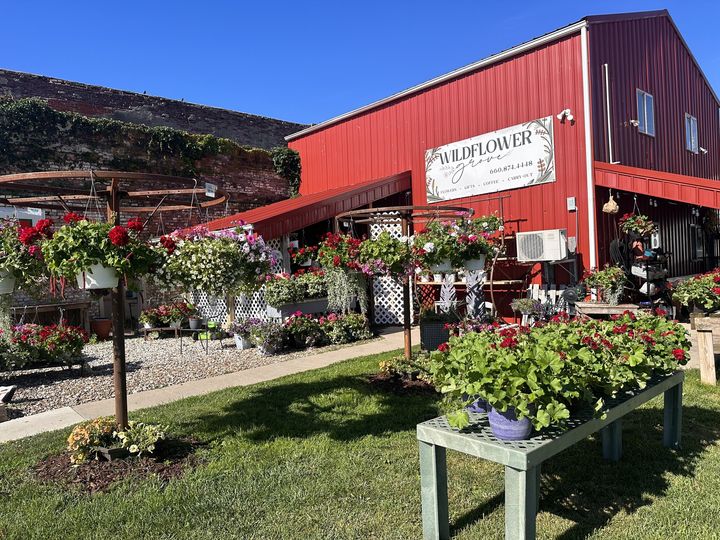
[
  {"left": 430, "top": 311, "right": 689, "bottom": 434},
  {"left": 0, "top": 323, "right": 88, "bottom": 371}
]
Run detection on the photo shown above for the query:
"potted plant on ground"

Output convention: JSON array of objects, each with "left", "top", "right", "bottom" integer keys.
[
  {"left": 283, "top": 312, "right": 326, "bottom": 348},
  {"left": 419, "top": 309, "right": 459, "bottom": 352},
  {"left": 41, "top": 214, "right": 157, "bottom": 290},
  {"left": 250, "top": 320, "right": 285, "bottom": 355},
  {"left": 229, "top": 318, "right": 261, "bottom": 349},
  {"left": 583, "top": 265, "right": 627, "bottom": 305},
  {"left": 90, "top": 317, "right": 113, "bottom": 340}
]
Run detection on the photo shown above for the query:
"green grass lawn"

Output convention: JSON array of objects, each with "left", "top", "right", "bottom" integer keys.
[{"left": 1, "top": 351, "right": 720, "bottom": 539}]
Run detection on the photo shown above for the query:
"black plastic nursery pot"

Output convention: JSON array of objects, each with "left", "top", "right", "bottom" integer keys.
[{"left": 420, "top": 321, "right": 450, "bottom": 351}]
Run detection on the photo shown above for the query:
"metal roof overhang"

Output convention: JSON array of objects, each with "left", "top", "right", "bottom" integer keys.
[
  {"left": 204, "top": 172, "right": 411, "bottom": 239},
  {"left": 595, "top": 162, "right": 720, "bottom": 209}
]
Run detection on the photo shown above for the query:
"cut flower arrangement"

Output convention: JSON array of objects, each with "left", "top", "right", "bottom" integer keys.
[
  {"left": 155, "top": 224, "right": 274, "bottom": 296},
  {"left": 430, "top": 310, "right": 689, "bottom": 438}
]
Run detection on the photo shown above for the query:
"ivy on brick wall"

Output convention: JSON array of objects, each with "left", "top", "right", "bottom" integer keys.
[
  {"left": 0, "top": 97, "right": 301, "bottom": 189},
  {"left": 270, "top": 146, "right": 302, "bottom": 196}
]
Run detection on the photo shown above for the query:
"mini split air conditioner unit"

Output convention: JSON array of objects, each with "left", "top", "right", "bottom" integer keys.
[{"left": 516, "top": 229, "right": 568, "bottom": 262}]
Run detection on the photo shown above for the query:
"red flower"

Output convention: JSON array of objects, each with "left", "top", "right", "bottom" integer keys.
[
  {"left": 332, "top": 255, "right": 341, "bottom": 267},
  {"left": 63, "top": 212, "right": 85, "bottom": 224},
  {"left": 437, "top": 342, "right": 449, "bottom": 353},
  {"left": 672, "top": 348, "right": 687, "bottom": 363},
  {"left": 160, "top": 235, "right": 176, "bottom": 254},
  {"left": 127, "top": 217, "right": 144, "bottom": 232},
  {"left": 108, "top": 225, "right": 129, "bottom": 247},
  {"left": 500, "top": 336, "right": 518, "bottom": 348},
  {"left": 713, "top": 287, "right": 720, "bottom": 295},
  {"left": 18, "top": 226, "right": 39, "bottom": 246},
  {"left": 34, "top": 219, "right": 53, "bottom": 237}
]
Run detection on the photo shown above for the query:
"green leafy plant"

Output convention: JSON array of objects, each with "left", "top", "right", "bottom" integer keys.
[
  {"left": 116, "top": 421, "right": 167, "bottom": 457},
  {"left": 41, "top": 217, "right": 158, "bottom": 281},
  {"left": 66, "top": 417, "right": 118, "bottom": 464},
  {"left": 583, "top": 264, "right": 628, "bottom": 304},
  {"left": 263, "top": 270, "right": 327, "bottom": 307},
  {"left": 271, "top": 147, "right": 302, "bottom": 197},
  {"left": 250, "top": 320, "right": 286, "bottom": 353},
  {"left": 510, "top": 298, "right": 544, "bottom": 316},
  {"left": 618, "top": 213, "right": 656, "bottom": 236},
  {"left": 672, "top": 269, "right": 720, "bottom": 312},
  {"left": 358, "top": 231, "right": 413, "bottom": 276},
  {"left": 0, "top": 218, "right": 47, "bottom": 289}
]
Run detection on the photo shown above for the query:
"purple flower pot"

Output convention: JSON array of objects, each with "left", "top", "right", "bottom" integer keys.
[
  {"left": 465, "top": 396, "right": 489, "bottom": 414},
  {"left": 488, "top": 406, "right": 533, "bottom": 441}
]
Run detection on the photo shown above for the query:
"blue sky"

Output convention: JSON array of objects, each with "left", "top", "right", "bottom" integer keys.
[{"left": 3, "top": 1, "right": 720, "bottom": 125}]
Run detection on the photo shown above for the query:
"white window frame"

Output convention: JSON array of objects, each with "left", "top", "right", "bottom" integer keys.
[
  {"left": 685, "top": 113, "right": 699, "bottom": 154},
  {"left": 636, "top": 89, "right": 655, "bottom": 136}
]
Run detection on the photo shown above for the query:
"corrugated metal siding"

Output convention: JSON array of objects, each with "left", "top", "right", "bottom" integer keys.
[
  {"left": 289, "top": 33, "right": 591, "bottom": 260},
  {"left": 590, "top": 16, "right": 720, "bottom": 179}
]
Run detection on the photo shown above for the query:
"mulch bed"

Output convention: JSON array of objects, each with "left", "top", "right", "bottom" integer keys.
[
  {"left": 34, "top": 438, "right": 202, "bottom": 494},
  {"left": 368, "top": 372, "right": 437, "bottom": 395}
]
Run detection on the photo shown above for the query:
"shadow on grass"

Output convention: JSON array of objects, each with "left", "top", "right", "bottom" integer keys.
[
  {"left": 451, "top": 405, "right": 720, "bottom": 539},
  {"left": 178, "top": 372, "right": 439, "bottom": 443}
]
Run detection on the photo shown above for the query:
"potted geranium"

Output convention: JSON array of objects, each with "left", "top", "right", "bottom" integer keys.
[
  {"left": 618, "top": 213, "right": 656, "bottom": 237},
  {"left": 139, "top": 308, "right": 159, "bottom": 329},
  {"left": 264, "top": 270, "right": 329, "bottom": 319},
  {"left": 0, "top": 218, "right": 50, "bottom": 294},
  {"left": 413, "top": 221, "right": 459, "bottom": 272},
  {"left": 289, "top": 245, "right": 318, "bottom": 267},
  {"left": 583, "top": 265, "right": 627, "bottom": 305},
  {"left": 283, "top": 312, "right": 326, "bottom": 348},
  {"left": 41, "top": 214, "right": 157, "bottom": 290},
  {"left": 315, "top": 233, "right": 368, "bottom": 315},
  {"left": 672, "top": 269, "right": 720, "bottom": 314},
  {"left": 457, "top": 214, "right": 502, "bottom": 271}
]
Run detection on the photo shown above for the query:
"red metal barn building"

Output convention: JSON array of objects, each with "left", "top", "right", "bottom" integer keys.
[{"left": 280, "top": 10, "right": 720, "bottom": 275}]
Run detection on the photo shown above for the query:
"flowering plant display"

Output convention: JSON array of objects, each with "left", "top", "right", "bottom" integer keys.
[
  {"left": 318, "top": 312, "right": 372, "bottom": 344},
  {"left": 358, "top": 231, "right": 413, "bottom": 276},
  {"left": 671, "top": 268, "right": 720, "bottom": 312},
  {"left": 317, "top": 232, "right": 362, "bottom": 269},
  {"left": 263, "top": 270, "right": 327, "bottom": 307},
  {"left": 618, "top": 212, "right": 656, "bottom": 236},
  {"left": 228, "top": 317, "right": 263, "bottom": 339},
  {"left": 0, "top": 323, "right": 88, "bottom": 370},
  {"left": 155, "top": 225, "right": 274, "bottom": 296},
  {"left": 288, "top": 245, "right": 318, "bottom": 265},
  {"left": 457, "top": 214, "right": 503, "bottom": 261},
  {"left": 41, "top": 215, "right": 158, "bottom": 282},
  {"left": 509, "top": 297, "right": 544, "bottom": 316},
  {"left": 67, "top": 417, "right": 167, "bottom": 464},
  {"left": 249, "top": 320, "right": 286, "bottom": 353},
  {"left": 0, "top": 218, "right": 48, "bottom": 288},
  {"left": 583, "top": 264, "right": 628, "bottom": 304},
  {"left": 140, "top": 302, "right": 197, "bottom": 326},
  {"left": 430, "top": 311, "right": 689, "bottom": 431},
  {"left": 413, "top": 214, "right": 501, "bottom": 268},
  {"left": 283, "top": 312, "right": 325, "bottom": 348}
]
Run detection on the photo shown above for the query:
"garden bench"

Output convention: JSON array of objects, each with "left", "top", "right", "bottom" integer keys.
[{"left": 416, "top": 371, "right": 683, "bottom": 540}]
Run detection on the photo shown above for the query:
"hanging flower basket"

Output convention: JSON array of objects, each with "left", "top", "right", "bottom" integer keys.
[
  {"left": 429, "top": 260, "right": 453, "bottom": 273},
  {"left": 76, "top": 264, "right": 119, "bottom": 290},
  {"left": 463, "top": 255, "right": 486, "bottom": 272},
  {"left": 0, "top": 270, "right": 16, "bottom": 295}
]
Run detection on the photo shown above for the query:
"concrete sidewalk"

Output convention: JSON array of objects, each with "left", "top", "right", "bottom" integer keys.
[{"left": 0, "top": 327, "right": 416, "bottom": 444}]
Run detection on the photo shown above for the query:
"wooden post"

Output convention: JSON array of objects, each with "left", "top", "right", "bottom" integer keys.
[
  {"left": 693, "top": 318, "right": 717, "bottom": 386},
  {"left": 107, "top": 180, "right": 128, "bottom": 428},
  {"left": 401, "top": 213, "right": 412, "bottom": 361}
]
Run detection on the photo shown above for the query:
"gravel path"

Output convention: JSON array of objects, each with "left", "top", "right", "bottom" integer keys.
[{"left": 1, "top": 336, "right": 378, "bottom": 419}]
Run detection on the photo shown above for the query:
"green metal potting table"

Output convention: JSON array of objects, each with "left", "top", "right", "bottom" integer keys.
[{"left": 417, "top": 371, "right": 684, "bottom": 540}]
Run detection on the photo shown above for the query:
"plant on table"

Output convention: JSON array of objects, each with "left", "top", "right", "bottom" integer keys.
[
  {"left": 155, "top": 224, "right": 274, "bottom": 296},
  {"left": 583, "top": 264, "right": 628, "bottom": 305},
  {"left": 41, "top": 214, "right": 158, "bottom": 289},
  {"left": 618, "top": 212, "right": 656, "bottom": 236},
  {"left": 429, "top": 311, "right": 689, "bottom": 437},
  {"left": 671, "top": 268, "right": 720, "bottom": 312}
]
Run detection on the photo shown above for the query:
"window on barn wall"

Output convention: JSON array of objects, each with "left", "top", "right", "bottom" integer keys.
[
  {"left": 636, "top": 89, "right": 655, "bottom": 136},
  {"left": 685, "top": 113, "right": 699, "bottom": 153}
]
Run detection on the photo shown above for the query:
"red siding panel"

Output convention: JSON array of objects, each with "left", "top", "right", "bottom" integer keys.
[
  {"left": 289, "top": 33, "right": 591, "bottom": 258},
  {"left": 590, "top": 16, "right": 720, "bottom": 179}
]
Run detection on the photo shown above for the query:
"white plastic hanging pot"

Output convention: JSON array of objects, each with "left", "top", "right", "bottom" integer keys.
[
  {"left": 0, "top": 270, "right": 16, "bottom": 295},
  {"left": 463, "top": 255, "right": 486, "bottom": 272},
  {"left": 76, "top": 264, "right": 119, "bottom": 290},
  {"left": 429, "top": 260, "right": 453, "bottom": 273}
]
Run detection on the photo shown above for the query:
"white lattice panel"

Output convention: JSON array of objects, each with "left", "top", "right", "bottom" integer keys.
[
  {"left": 370, "top": 220, "right": 413, "bottom": 325},
  {"left": 191, "top": 238, "right": 285, "bottom": 323}
]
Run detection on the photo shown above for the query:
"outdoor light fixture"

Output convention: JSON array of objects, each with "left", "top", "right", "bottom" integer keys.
[
  {"left": 700, "top": 147, "right": 708, "bottom": 154},
  {"left": 629, "top": 119, "right": 640, "bottom": 127},
  {"left": 556, "top": 108, "right": 574, "bottom": 124}
]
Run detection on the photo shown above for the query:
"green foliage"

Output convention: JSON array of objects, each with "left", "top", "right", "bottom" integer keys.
[
  {"left": 325, "top": 267, "right": 368, "bottom": 315},
  {"left": 0, "top": 323, "right": 88, "bottom": 371},
  {"left": 263, "top": 270, "right": 327, "bottom": 307},
  {"left": 430, "top": 311, "right": 690, "bottom": 431},
  {"left": 672, "top": 269, "right": 720, "bottom": 311},
  {"left": 116, "top": 421, "right": 167, "bottom": 457},
  {"left": 583, "top": 264, "right": 627, "bottom": 300},
  {"left": 0, "top": 97, "right": 277, "bottom": 179},
  {"left": 271, "top": 147, "right": 302, "bottom": 196},
  {"left": 67, "top": 417, "right": 166, "bottom": 464},
  {"left": 358, "top": 231, "right": 413, "bottom": 276},
  {"left": 40, "top": 220, "right": 158, "bottom": 279}
]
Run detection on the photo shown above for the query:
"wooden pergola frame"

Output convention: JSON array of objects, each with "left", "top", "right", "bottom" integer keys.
[
  {"left": 334, "top": 205, "right": 473, "bottom": 360},
  {"left": 0, "top": 170, "right": 229, "bottom": 427}
]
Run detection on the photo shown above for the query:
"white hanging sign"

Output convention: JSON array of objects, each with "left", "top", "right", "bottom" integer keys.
[
  {"left": 205, "top": 182, "right": 217, "bottom": 198},
  {"left": 425, "top": 116, "right": 556, "bottom": 202}
]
